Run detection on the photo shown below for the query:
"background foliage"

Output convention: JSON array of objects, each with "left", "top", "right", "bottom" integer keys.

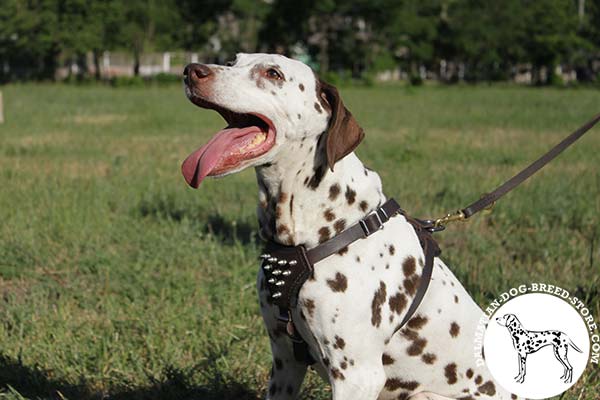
[{"left": 1, "top": 0, "right": 600, "bottom": 83}]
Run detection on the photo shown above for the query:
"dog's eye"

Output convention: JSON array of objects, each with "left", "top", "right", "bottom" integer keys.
[
  {"left": 265, "top": 68, "right": 283, "bottom": 80},
  {"left": 226, "top": 60, "right": 234, "bottom": 67}
]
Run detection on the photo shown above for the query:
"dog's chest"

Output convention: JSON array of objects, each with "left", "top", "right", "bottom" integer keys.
[{"left": 295, "top": 217, "right": 425, "bottom": 340}]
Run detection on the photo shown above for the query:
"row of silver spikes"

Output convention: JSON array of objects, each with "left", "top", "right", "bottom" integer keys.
[
  {"left": 259, "top": 253, "right": 298, "bottom": 266},
  {"left": 267, "top": 278, "right": 286, "bottom": 286},
  {"left": 260, "top": 253, "right": 298, "bottom": 266}
]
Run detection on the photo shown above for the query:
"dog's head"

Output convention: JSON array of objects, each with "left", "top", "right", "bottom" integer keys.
[
  {"left": 496, "top": 313, "right": 520, "bottom": 328},
  {"left": 181, "top": 53, "right": 364, "bottom": 188}
]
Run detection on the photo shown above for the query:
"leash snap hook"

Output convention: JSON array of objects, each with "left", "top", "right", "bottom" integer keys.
[{"left": 432, "top": 210, "right": 466, "bottom": 231}]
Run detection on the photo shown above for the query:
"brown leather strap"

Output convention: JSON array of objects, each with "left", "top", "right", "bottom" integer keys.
[
  {"left": 392, "top": 216, "right": 440, "bottom": 333},
  {"left": 462, "top": 113, "right": 600, "bottom": 219},
  {"left": 306, "top": 198, "right": 402, "bottom": 264}
]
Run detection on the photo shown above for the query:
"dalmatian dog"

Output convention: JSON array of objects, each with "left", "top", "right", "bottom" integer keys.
[
  {"left": 496, "top": 313, "right": 582, "bottom": 384},
  {"left": 182, "top": 53, "right": 518, "bottom": 400}
]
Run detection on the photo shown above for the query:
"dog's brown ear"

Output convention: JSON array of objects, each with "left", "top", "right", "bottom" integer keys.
[{"left": 318, "top": 79, "right": 365, "bottom": 171}]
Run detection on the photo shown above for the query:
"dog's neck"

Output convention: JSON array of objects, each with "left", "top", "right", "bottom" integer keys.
[{"left": 255, "top": 135, "right": 385, "bottom": 248}]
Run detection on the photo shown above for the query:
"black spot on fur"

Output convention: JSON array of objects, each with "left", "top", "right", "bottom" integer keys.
[
  {"left": 407, "top": 338, "right": 427, "bottom": 356},
  {"left": 329, "top": 183, "right": 341, "bottom": 200},
  {"left": 445, "top": 363, "right": 458, "bottom": 384},
  {"left": 382, "top": 353, "right": 394, "bottom": 365},
  {"left": 345, "top": 186, "right": 356, "bottom": 205},
  {"left": 308, "top": 165, "right": 325, "bottom": 189},
  {"left": 478, "top": 381, "right": 496, "bottom": 396},
  {"left": 403, "top": 256, "right": 416, "bottom": 276},
  {"left": 330, "top": 367, "right": 345, "bottom": 380},
  {"left": 384, "top": 378, "right": 419, "bottom": 391},
  {"left": 324, "top": 208, "right": 336, "bottom": 221},
  {"left": 422, "top": 353, "right": 436, "bottom": 364},
  {"left": 303, "top": 298, "right": 316, "bottom": 317},
  {"left": 318, "top": 227, "right": 330, "bottom": 243},
  {"left": 327, "top": 272, "right": 348, "bottom": 292},
  {"left": 407, "top": 315, "right": 428, "bottom": 330},
  {"left": 334, "top": 335, "right": 346, "bottom": 349},
  {"left": 334, "top": 219, "right": 346, "bottom": 233},
  {"left": 450, "top": 322, "right": 460, "bottom": 337},
  {"left": 359, "top": 200, "right": 369, "bottom": 212},
  {"left": 371, "top": 281, "right": 387, "bottom": 327}
]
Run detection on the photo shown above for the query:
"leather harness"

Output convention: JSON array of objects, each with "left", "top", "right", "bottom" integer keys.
[{"left": 260, "top": 112, "right": 600, "bottom": 365}]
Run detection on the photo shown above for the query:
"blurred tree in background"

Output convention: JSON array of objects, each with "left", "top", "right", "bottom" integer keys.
[{"left": 0, "top": 0, "right": 598, "bottom": 84}]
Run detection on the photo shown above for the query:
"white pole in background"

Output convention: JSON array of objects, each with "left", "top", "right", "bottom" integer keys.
[{"left": 162, "top": 52, "right": 171, "bottom": 73}]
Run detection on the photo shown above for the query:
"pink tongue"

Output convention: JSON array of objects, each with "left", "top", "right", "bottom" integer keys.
[{"left": 181, "top": 126, "right": 261, "bottom": 188}]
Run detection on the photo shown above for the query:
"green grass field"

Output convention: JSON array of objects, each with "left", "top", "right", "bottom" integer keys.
[{"left": 0, "top": 83, "right": 599, "bottom": 400}]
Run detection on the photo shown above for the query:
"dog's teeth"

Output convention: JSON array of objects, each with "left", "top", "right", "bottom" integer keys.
[
  {"left": 238, "top": 133, "right": 267, "bottom": 153},
  {"left": 250, "top": 132, "right": 266, "bottom": 146}
]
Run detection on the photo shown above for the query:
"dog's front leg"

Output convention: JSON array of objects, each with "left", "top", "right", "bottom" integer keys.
[
  {"left": 329, "top": 361, "right": 387, "bottom": 400},
  {"left": 265, "top": 339, "right": 308, "bottom": 400},
  {"left": 315, "top": 324, "right": 386, "bottom": 400},
  {"left": 258, "top": 271, "right": 308, "bottom": 399}
]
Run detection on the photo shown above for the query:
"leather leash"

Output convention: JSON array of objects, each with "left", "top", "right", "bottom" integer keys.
[
  {"left": 261, "top": 112, "right": 600, "bottom": 365},
  {"left": 430, "top": 112, "right": 600, "bottom": 231}
]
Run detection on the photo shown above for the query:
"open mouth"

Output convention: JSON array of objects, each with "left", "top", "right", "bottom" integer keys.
[{"left": 181, "top": 99, "right": 276, "bottom": 188}]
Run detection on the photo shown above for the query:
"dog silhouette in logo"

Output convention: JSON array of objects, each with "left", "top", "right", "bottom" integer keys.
[{"left": 496, "top": 313, "right": 582, "bottom": 383}]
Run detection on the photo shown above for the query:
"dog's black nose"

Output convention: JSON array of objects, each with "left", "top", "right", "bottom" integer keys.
[{"left": 184, "top": 63, "right": 212, "bottom": 85}]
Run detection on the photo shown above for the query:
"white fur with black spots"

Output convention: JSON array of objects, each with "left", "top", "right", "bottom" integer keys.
[{"left": 183, "top": 53, "right": 520, "bottom": 400}]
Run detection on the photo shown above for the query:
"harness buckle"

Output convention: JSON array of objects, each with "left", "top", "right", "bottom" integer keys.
[
  {"left": 374, "top": 210, "right": 384, "bottom": 228},
  {"left": 359, "top": 219, "right": 370, "bottom": 236},
  {"left": 360, "top": 210, "right": 384, "bottom": 236}
]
